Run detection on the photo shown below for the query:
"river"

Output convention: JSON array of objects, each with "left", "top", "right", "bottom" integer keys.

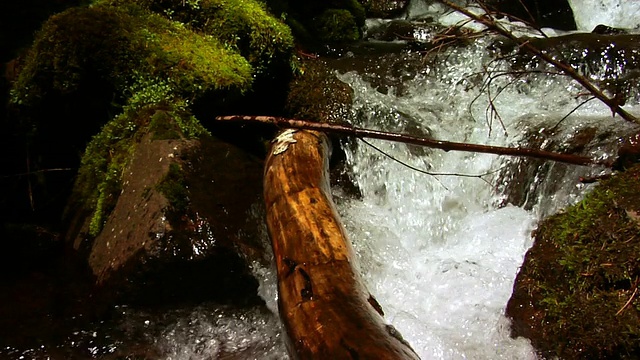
[{"left": 5, "top": 0, "right": 640, "bottom": 359}]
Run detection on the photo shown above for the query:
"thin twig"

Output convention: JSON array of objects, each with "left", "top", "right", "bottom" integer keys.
[
  {"left": 615, "top": 286, "right": 638, "bottom": 316},
  {"left": 215, "top": 115, "right": 612, "bottom": 167},
  {"left": 360, "top": 138, "right": 448, "bottom": 190},
  {"left": 436, "top": 0, "right": 638, "bottom": 123},
  {"left": 550, "top": 96, "right": 596, "bottom": 132},
  {"left": 360, "top": 138, "right": 503, "bottom": 189}
]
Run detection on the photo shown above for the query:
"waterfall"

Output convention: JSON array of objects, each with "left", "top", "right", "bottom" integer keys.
[
  {"left": 568, "top": 0, "right": 640, "bottom": 31},
  {"left": 322, "top": 2, "right": 640, "bottom": 356},
  {"left": 156, "top": 1, "right": 639, "bottom": 358},
  {"left": 7, "top": 1, "right": 638, "bottom": 359}
]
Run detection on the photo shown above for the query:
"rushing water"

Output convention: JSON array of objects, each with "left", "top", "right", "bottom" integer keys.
[
  {"left": 324, "top": 2, "right": 640, "bottom": 357},
  {"left": 6, "top": 1, "right": 640, "bottom": 359}
]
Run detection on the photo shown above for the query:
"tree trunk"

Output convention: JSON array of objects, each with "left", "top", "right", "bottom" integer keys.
[{"left": 263, "top": 129, "right": 420, "bottom": 360}]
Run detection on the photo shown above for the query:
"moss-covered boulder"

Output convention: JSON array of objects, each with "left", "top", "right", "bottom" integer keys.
[
  {"left": 3, "top": 0, "right": 296, "bottom": 306},
  {"left": 6, "top": 0, "right": 293, "bottom": 225},
  {"left": 65, "top": 107, "right": 268, "bottom": 306},
  {"left": 264, "top": 0, "right": 366, "bottom": 49},
  {"left": 507, "top": 164, "right": 640, "bottom": 359}
]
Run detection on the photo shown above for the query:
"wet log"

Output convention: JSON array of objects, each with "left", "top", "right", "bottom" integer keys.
[{"left": 263, "top": 129, "right": 420, "bottom": 360}]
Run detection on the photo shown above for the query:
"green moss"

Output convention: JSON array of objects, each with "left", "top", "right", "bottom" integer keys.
[
  {"left": 150, "top": 111, "right": 182, "bottom": 140},
  {"left": 100, "top": 0, "right": 295, "bottom": 76},
  {"left": 10, "top": 3, "right": 253, "bottom": 110},
  {"left": 313, "top": 9, "right": 361, "bottom": 44},
  {"left": 517, "top": 165, "right": 640, "bottom": 358},
  {"left": 73, "top": 102, "right": 205, "bottom": 237},
  {"left": 157, "top": 163, "right": 189, "bottom": 213},
  {"left": 78, "top": 110, "right": 141, "bottom": 237}
]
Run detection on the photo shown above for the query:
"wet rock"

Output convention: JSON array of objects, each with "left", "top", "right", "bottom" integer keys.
[
  {"left": 494, "top": 32, "right": 640, "bottom": 105},
  {"left": 327, "top": 47, "right": 426, "bottom": 96},
  {"left": 65, "top": 113, "right": 267, "bottom": 308},
  {"left": 366, "top": 19, "right": 417, "bottom": 42},
  {"left": 494, "top": 116, "right": 638, "bottom": 217},
  {"left": 365, "top": 19, "right": 449, "bottom": 44},
  {"left": 506, "top": 164, "right": 640, "bottom": 359},
  {"left": 591, "top": 24, "right": 629, "bottom": 35},
  {"left": 361, "top": 0, "right": 409, "bottom": 19},
  {"left": 485, "top": 0, "right": 576, "bottom": 30},
  {"left": 613, "top": 131, "right": 640, "bottom": 170}
]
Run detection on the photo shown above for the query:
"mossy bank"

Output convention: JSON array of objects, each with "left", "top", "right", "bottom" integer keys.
[{"left": 507, "top": 164, "right": 640, "bottom": 359}]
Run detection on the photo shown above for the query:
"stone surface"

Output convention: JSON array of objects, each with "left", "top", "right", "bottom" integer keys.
[
  {"left": 487, "top": 0, "right": 576, "bottom": 30},
  {"left": 66, "top": 126, "right": 268, "bottom": 307}
]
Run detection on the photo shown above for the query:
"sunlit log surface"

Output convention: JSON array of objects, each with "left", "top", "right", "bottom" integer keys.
[{"left": 263, "top": 129, "right": 420, "bottom": 359}]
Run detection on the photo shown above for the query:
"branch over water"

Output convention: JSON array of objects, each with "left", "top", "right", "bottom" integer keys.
[
  {"left": 436, "top": 0, "right": 639, "bottom": 123},
  {"left": 215, "top": 115, "right": 612, "bottom": 167}
]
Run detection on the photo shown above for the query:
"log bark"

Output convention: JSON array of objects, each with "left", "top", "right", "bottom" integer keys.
[{"left": 263, "top": 129, "right": 420, "bottom": 360}]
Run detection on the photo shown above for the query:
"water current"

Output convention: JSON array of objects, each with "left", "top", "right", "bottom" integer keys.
[{"left": 6, "top": 1, "right": 640, "bottom": 359}]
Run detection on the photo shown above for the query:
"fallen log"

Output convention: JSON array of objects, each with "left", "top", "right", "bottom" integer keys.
[{"left": 264, "top": 129, "right": 420, "bottom": 359}]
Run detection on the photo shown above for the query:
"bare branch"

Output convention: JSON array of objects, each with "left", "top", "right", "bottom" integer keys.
[
  {"left": 435, "top": 0, "right": 639, "bottom": 123},
  {"left": 215, "top": 115, "right": 612, "bottom": 167}
]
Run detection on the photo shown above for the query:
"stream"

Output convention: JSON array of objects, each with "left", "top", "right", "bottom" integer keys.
[{"left": 5, "top": 0, "right": 640, "bottom": 359}]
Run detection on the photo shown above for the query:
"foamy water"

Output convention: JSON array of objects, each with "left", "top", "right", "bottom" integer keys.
[{"left": 149, "top": 1, "right": 640, "bottom": 358}]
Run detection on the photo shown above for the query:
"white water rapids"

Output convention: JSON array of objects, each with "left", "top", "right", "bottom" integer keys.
[
  {"left": 158, "top": 1, "right": 640, "bottom": 359},
  {"left": 13, "top": 1, "right": 639, "bottom": 359}
]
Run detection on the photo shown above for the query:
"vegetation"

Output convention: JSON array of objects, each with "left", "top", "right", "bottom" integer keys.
[
  {"left": 8, "top": 0, "right": 296, "bottom": 236},
  {"left": 157, "top": 163, "right": 190, "bottom": 213},
  {"left": 509, "top": 165, "right": 640, "bottom": 359},
  {"left": 313, "top": 9, "right": 361, "bottom": 44},
  {"left": 262, "top": 0, "right": 365, "bottom": 48}
]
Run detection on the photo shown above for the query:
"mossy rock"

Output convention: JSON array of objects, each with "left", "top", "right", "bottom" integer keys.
[
  {"left": 313, "top": 9, "right": 361, "bottom": 44},
  {"left": 286, "top": 60, "right": 353, "bottom": 122},
  {"left": 263, "top": 0, "right": 365, "bottom": 48},
  {"left": 100, "top": 0, "right": 295, "bottom": 76},
  {"left": 507, "top": 164, "right": 640, "bottom": 359},
  {"left": 9, "top": 0, "right": 295, "bottom": 227},
  {"left": 11, "top": 3, "right": 253, "bottom": 110}
]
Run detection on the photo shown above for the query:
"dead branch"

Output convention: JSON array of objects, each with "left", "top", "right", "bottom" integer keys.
[
  {"left": 215, "top": 115, "right": 612, "bottom": 167},
  {"left": 435, "top": 0, "right": 638, "bottom": 123}
]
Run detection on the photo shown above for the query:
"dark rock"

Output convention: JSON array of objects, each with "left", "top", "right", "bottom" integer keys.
[
  {"left": 485, "top": 0, "right": 576, "bottom": 30},
  {"left": 0, "top": 224, "right": 96, "bottom": 356},
  {"left": 592, "top": 24, "right": 629, "bottom": 35},
  {"left": 613, "top": 131, "right": 640, "bottom": 171},
  {"left": 495, "top": 33, "right": 640, "bottom": 107},
  {"left": 327, "top": 46, "right": 427, "bottom": 96},
  {"left": 361, "top": 0, "right": 409, "bottom": 19},
  {"left": 66, "top": 120, "right": 268, "bottom": 307},
  {"left": 506, "top": 164, "right": 640, "bottom": 359},
  {"left": 494, "top": 116, "right": 638, "bottom": 217},
  {"left": 264, "top": 0, "right": 366, "bottom": 49}
]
